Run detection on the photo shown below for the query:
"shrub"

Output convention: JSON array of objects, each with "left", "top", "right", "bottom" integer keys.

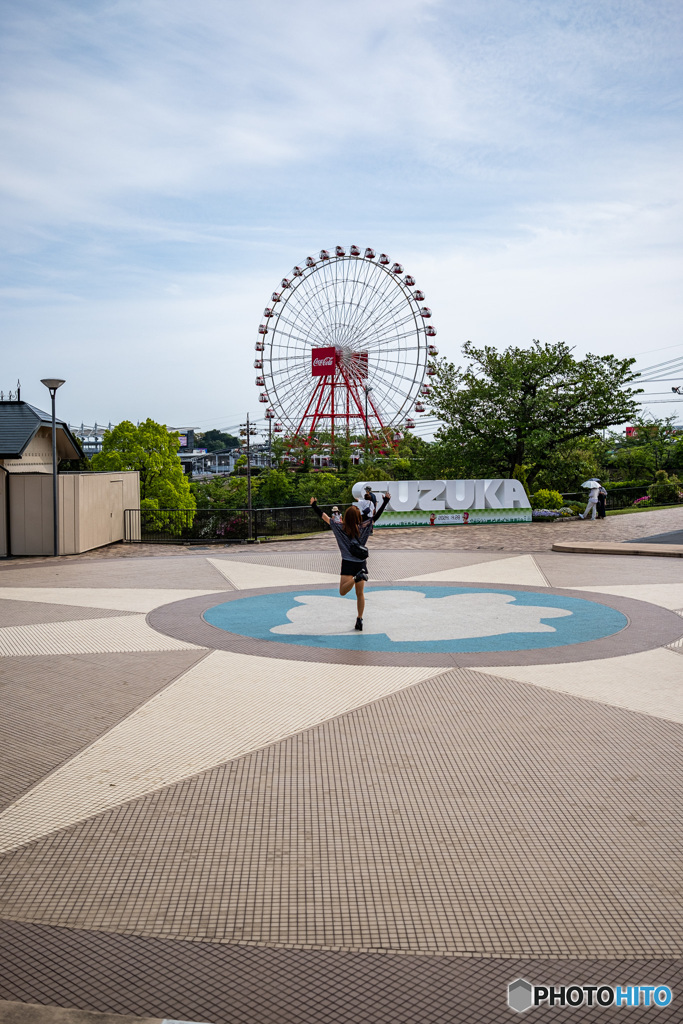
[
  {"left": 633, "top": 495, "right": 653, "bottom": 508},
  {"left": 607, "top": 479, "right": 651, "bottom": 491},
  {"left": 566, "top": 502, "right": 585, "bottom": 515},
  {"left": 512, "top": 464, "right": 531, "bottom": 498},
  {"left": 530, "top": 488, "right": 564, "bottom": 510},
  {"left": 649, "top": 470, "right": 682, "bottom": 505},
  {"left": 139, "top": 497, "right": 188, "bottom": 536}
]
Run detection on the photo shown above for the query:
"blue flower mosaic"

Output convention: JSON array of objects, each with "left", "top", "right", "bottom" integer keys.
[{"left": 203, "top": 586, "right": 627, "bottom": 654}]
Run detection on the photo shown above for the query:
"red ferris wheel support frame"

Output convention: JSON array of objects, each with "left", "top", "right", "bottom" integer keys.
[{"left": 294, "top": 347, "right": 387, "bottom": 445}]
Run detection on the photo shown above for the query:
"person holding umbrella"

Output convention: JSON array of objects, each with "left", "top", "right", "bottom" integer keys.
[
  {"left": 597, "top": 483, "right": 608, "bottom": 519},
  {"left": 579, "top": 479, "right": 601, "bottom": 521}
]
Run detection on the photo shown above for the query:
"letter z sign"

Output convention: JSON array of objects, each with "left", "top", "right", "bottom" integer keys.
[{"left": 311, "top": 347, "right": 337, "bottom": 376}]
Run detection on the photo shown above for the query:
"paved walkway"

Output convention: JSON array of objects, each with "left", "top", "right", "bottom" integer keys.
[
  {"left": 265, "top": 505, "right": 683, "bottom": 552},
  {"left": 0, "top": 536, "right": 682, "bottom": 1022}
]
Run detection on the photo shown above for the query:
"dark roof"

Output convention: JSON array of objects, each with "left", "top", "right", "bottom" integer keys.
[{"left": 0, "top": 401, "right": 83, "bottom": 459}]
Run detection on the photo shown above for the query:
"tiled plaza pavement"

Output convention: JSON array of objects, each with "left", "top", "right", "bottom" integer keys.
[{"left": 1, "top": 529, "right": 683, "bottom": 1022}]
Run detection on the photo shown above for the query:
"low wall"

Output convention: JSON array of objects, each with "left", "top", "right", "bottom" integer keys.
[
  {"left": 8, "top": 474, "right": 54, "bottom": 555},
  {"left": 6, "top": 471, "right": 139, "bottom": 556},
  {"left": 0, "top": 468, "right": 8, "bottom": 557}
]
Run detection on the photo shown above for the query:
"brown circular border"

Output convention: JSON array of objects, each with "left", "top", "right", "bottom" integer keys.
[{"left": 147, "top": 582, "right": 683, "bottom": 668}]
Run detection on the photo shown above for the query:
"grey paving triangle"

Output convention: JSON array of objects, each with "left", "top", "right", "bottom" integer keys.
[
  {"left": 0, "top": 650, "right": 436, "bottom": 854},
  {"left": 0, "top": 649, "right": 207, "bottom": 811},
  {"left": 1, "top": 667, "right": 681, "bottom": 958}
]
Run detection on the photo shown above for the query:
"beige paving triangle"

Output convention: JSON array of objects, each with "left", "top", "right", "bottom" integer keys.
[
  {"left": 0, "top": 615, "right": 204, "bottom": 657},
  {"left": 208, "top": 557, "right": 338, "bottom": 589},
  {"left": 477, "top": 648, "right": 683, "bottom": 725},
  {"left": 568, "top": 584, "right": 683, "bottom": 610},
  {"left": 0, "top": 651, "right": 437, "bottom": 854},
  {"left": 401, "top": 554, "right": 548, "bottom": 587},
  {"left": 0, "top": 588, "right": 224, "bottom": 614}
]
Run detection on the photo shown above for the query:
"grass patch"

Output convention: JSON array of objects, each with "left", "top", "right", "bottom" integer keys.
[{"left": 606, "top": 504, "right": 681, "bottom": 516}]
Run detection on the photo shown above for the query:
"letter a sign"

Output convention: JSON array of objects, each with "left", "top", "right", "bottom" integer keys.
[{"left": 311, "top": 347, "right": 337, "bottom": 376}]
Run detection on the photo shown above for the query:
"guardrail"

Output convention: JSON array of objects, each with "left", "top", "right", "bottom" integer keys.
[
  {"left": 124, "top": 504, "right": 336, "bottom": 544},
  {"left": 561, "top": 485, "right": 681, "bottom": 510}
]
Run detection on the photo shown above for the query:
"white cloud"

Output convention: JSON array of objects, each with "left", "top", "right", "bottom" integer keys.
[{"left": 1, "top": 0, "right": 682, "bottom": 423}]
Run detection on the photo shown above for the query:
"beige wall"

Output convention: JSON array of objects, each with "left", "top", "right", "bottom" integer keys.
[
  {"left": 6, "top": 471, "right": 139, "bottom": 556},
  {"left": 0, "top": 470, "right": 8, "bottom": 558},
  {"left": 9, "top": 474, "right": 54, "bottom": 556},
  {"left": 1, "top": 426, "right": 78, "bottom": 475}
]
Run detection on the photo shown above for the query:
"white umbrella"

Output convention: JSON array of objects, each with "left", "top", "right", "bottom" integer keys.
[{"left": 581, "top": 479, "right": 600, "bottom": 488}]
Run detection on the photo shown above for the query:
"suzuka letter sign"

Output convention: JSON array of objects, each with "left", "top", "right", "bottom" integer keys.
[
  {"left": 351, "top": 479, "right": 532, "bottom": 527},
  {"left": 311, "top": 347, "right": 337, "bottom": 376}
]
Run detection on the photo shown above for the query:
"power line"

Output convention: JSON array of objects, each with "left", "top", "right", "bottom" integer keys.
[
  {"left": 639, "top": 399, "right": 683, "bottom": 405},
  {"left": 631, "top": 341, "right": 683, "bottom": 360},
  {"left": 635, "top": 355, "right": 683, "bottom": 375}
]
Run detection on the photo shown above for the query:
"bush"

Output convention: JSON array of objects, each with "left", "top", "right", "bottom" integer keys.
[
  {"left": 649, "top": 470, "right": 682, "bottom": 505},
  {"left": 530, "top": 488, "right": 564, "bottom": 510},
  {"left": 139, "top": 497, "right": 189, "bottom": 536},
  {"left": 512, "top": 464, "right": 531, "bottom": 498},
  {"left": 565, "top": 502, "right": 585, "bottom": 515},
  {"left": 607, "top": 479, "right": 651, "bottom": 491},
  {"left": 633, "top": 495, "right": 653, "bottom": 508}
]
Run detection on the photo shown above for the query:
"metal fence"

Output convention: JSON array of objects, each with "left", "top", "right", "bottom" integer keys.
[
  {"left": 561, "top": 485, "right": 676, "bottom": 511},
  {"left": 124, "top": 504, "right": 336, "bottom": 544}
]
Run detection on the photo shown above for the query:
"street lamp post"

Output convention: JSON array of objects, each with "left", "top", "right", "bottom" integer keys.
[{"left": 40, "top": 378, "right": 66, "bottom": 557}]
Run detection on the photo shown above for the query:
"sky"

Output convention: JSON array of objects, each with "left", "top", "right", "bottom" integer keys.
[{"left": 1, "top": 0, "right": 682, "bottom": 438}]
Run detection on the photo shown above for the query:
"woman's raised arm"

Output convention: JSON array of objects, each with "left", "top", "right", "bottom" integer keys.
[
  {"left": 372, "top": 491, "right": 391, "bottom": 524},
  {"left": 310, "top": 496, "right": 331, "bottom": 525}
]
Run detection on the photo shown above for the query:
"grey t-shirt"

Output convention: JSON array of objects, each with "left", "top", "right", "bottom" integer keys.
[{"left": 328, "top": 496, "right": 389, "bottom": 562}]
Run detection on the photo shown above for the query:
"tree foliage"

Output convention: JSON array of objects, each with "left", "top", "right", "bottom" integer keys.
[
  {"left": 196, "top": 429, "right": 240, "bottom": 452},
  {"left": 429, "top": 340, "right": 642, "bottom": 486},
  {"left": 605, "top": 416, "right": 683, "bottom": 481},
  {"left": 92, "top": 419, "right": 195, "bottom": 509}
]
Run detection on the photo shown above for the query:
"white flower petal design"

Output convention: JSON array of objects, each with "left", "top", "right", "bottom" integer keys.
[{"left": 271, "top": 591, "right": 572, "bottom": 642}]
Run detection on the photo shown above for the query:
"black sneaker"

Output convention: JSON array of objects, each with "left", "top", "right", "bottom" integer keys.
[
  {"left": 355, "top": 617, "right": 363, "bottom": 631},
  {"left": 354, "top": 569, "right": 369, "bottom": 582}
]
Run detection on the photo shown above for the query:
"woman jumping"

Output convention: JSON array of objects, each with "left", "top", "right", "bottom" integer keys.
[{"left": 310, "top": 491, "right": 391, "bottom": 631}]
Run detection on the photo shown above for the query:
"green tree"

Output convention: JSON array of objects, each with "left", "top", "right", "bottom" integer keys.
[
  {"left": 606, "top": 416, "right": 680, "bottom": 481},
  {"left": 293, "top": 472, "right": 349, "bottom": 505},
  {"left": 191, "top": 474, "right": 253, "bottom": 509},
  {"left": 93, "top": 419, "right": 195, "bottom": 509},
  {"left": 531, "top": 436, "right": 608, "bottom": 493},
  {"left": 256, "top": 468, "right": 295, "bottom": 507},
  {"left": 429, "top": 340, "right": 642, "bottom": 487},
  {"left": 196, "top": 429, "right": 240, "bottom": 452}
]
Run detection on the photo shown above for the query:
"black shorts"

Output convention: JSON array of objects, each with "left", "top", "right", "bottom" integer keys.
[{"left": 341, "top": 558, "right": 367, "bottom": 577}]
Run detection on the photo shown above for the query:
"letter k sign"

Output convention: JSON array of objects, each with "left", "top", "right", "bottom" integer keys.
[{"left": 484, "top": 479, "right": 504, "bottom": 508}]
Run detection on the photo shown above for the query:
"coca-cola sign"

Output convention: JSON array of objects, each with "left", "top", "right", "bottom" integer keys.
[{"left": 311, "top": 346, "right": 337, "bottom": 376}]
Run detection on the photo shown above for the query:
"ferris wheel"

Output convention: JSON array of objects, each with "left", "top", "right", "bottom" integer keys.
[{"left": 254, "top": 246, "right": 438, "bottom": 442}]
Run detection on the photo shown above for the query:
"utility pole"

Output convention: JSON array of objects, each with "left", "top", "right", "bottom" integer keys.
[
  {"left": 246, "top": 413, "right": 252, "bottom": 535},
  {"left": 265, "top": 407, "right": 274, "bottom": 466},
  {"left": 363, "top": 385, "right": 373, "bottom": 465},
  {"left": 240, "top": 413, "right": 259, "bottom": 541}
]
